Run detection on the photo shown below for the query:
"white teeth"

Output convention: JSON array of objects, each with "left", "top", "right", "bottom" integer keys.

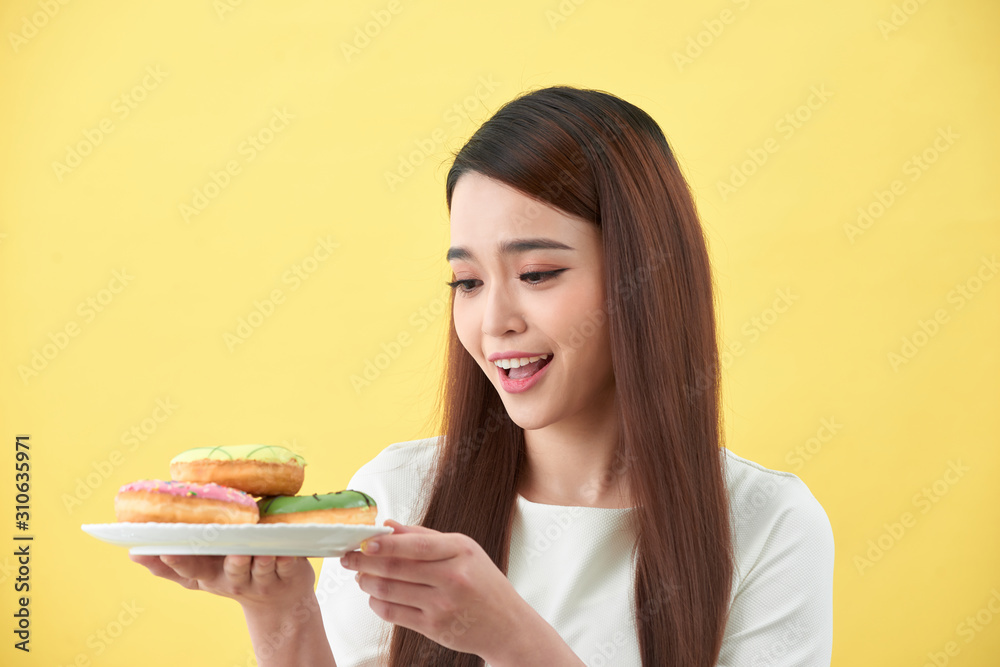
[{"left": 493, "top": 353, "right": 551, "bottom": 369}]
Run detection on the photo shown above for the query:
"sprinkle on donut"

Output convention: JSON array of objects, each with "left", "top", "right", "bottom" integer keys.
[{"left": 118, "top": 480, "right": 258, "bottom": 508}]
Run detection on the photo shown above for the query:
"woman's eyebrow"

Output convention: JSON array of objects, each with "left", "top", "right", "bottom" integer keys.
[{"left": 446, "top": 237, "right": 575, "bottom": 262}]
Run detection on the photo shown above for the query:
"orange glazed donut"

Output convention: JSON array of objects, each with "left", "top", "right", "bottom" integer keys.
[
  {"left": 170, "top": 444, "right": 306, "bottom": 497},
  {"left": 115, "top": 480, "right": 259, "bottom": 524}
]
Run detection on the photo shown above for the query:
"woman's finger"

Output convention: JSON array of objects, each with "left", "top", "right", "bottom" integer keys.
[
  {"left": 348, "top": 552, "right": 452, "bottom": 586},
  {"left": 361, "top": 531, "right": 460, "bottom": 562},
  {"left": 222, "top": 555, "right": 253, "bottom": 586},
  {"left": 357, "top": 571, "right": 436, "bottom": 610},
  {"left": 130, "top": 553, "right": 166, "bottom": 571},
  {"left": 382, "top": 519, "right": 435, "bottom": 534},
  {"left": 160, "top": 554, "right": 226, "bottom": 582},
  {"left": 250, "top": 555, "right": 278, "bottom": 583},
  {"left": 129, "top": 554, "right": 202, "bottom": 590},
  {"left": 349, "top": 520, "right": 434, "bottom": 558},
  {"left": 274, "top": 556, "right": 302, "bottom": 581},
  {"left": 366, "top": 595, "right": 424, "bottom": 632}
]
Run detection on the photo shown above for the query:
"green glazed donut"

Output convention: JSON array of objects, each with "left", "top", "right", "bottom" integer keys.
[{"left": 257, "top": 490, "right": 377, "bottom": 524}]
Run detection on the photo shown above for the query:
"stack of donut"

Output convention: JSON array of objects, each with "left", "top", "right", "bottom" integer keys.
[{"left": 114, "top": 444, "right": 377, "bottom": 525}]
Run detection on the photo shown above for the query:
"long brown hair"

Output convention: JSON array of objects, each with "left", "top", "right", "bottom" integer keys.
[{"left": 389, "top": 86, "right": 734, "bottom": 666}]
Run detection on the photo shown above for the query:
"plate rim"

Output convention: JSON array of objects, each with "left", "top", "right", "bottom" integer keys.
[{"left": 80, "top": 522, "right": 392, "bottom": 557}]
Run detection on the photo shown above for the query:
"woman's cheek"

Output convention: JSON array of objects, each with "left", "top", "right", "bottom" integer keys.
[{"left": 453, "top": 303, "right": 485, "bottom": 362}]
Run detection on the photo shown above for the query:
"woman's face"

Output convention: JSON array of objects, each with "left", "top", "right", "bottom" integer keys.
[{"left": 447, "top": 171, "right": 615, "bottom": 431}]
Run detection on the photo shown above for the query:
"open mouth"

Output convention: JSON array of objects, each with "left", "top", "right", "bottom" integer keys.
[{"left": 496, "top": 354, "right": 553, "bottom": 381}]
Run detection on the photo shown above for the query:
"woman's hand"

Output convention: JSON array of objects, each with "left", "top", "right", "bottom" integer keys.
[
  {"left": 131, "top": 553, "right": 335, "bottom": 666},
  {"left": 129, "top": 553, "right": 316, "bottom": 613},
  {"left": 339, "top": 519, "right": 584, "bottom": 666}
]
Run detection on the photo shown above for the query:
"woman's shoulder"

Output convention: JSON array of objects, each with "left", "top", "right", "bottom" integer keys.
[
  {"left": 721, "top": 446, "right": 829, "bottom": 518},
  {"left": 720, "top": 446, "right": 835, "bottom": 582},
  {"left": 347, "top": 435, "right": 443, "bottom": 525},
  {"left": 352, "top": 435, "right": 443, "bottom": 472},
  {"left": 717, "top": 448, "right": 835, "bottom": 663}
]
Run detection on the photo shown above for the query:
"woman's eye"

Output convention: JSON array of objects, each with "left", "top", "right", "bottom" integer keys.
[
  {"left": 446, "top": 278, "right": 481, "bottom": 293},
  {"left": 446, "top": 269, "right": 567, "bottom": 294},
  {"left": 520, "top": 269, "right": 568, "bottom": 285}
]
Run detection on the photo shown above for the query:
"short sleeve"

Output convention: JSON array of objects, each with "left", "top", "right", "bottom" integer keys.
[
  {"left": 716, "top": 479, "right": 835, "bottom": 667},
  {"left": 316, "top": 438, "right": 440, "bottom": 667}
]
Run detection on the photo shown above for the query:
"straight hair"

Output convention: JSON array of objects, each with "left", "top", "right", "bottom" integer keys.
[{"left": 389, "top": 85, "right": 734, "bottom": 666}]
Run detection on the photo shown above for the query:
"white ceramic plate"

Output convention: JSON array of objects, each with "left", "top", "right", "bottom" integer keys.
[{"left": 81, "top": 522, "right": 393, "bottom": 557}]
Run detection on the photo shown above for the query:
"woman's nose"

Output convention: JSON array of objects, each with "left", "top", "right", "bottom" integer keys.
[{"left": 481, "top": 283, "right": 526, "bottom": 337}]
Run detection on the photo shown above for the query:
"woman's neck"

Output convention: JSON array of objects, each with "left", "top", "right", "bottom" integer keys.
[{"left": 517, "top": 393, "right": 630, "bottom": 509}]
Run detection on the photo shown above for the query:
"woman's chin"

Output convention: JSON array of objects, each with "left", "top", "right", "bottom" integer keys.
[{"left": 497, "top": 400, "right": 552, "bottom": 432}]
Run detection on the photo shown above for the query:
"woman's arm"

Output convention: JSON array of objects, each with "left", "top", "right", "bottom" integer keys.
[
  {"left": 478, "top": 602, "right": 585, "bottom": 667},
  {"left": 340, "top": 520, "right": 586, "bottom": 666},
  {"left": 242, "top": 592, "right": 336, "bottom": 667},
  {"left": 132, "top": 553, "right": 337, "bottom": 667}
]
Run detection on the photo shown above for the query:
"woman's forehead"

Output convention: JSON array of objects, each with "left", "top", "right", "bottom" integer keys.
[{"left": 449, "top": 173, "right": 596, "bottom": 254}]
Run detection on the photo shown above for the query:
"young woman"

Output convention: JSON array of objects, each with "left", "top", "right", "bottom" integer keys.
[{"left": 132, "top": 86, "right": 834, "bottom": 667}]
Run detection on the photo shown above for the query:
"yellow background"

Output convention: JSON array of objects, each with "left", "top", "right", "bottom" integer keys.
[{"left": 1, "top": 0, "right": 998, "bottom": 665}]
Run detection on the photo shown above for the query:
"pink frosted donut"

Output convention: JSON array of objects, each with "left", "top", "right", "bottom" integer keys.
[{"left": 115, "top": 480, "right": 259, "bottom": 524}]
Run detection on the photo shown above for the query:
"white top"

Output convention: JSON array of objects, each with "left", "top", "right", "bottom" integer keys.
[{"left": 317, "top": 437, "right": 834, "bottom": 666}]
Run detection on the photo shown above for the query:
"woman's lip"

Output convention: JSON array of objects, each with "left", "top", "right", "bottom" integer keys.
[
  {"left": 497, "top": 355, "right": 552, "bottom": 394},
  {"left": 487, "top": 351, "right": 552, "bottom": 362}
]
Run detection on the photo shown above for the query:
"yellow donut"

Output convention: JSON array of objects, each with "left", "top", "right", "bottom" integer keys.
[{"left": 170, "top": 444, "right": 306, "bottom": 497}]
